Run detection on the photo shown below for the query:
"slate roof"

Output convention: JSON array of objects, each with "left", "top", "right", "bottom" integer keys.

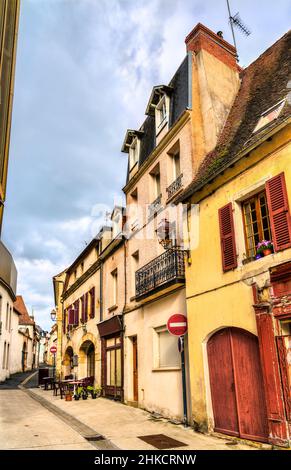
[
  {"left": 178, "top": 29, "right": 291, "bottom": 201},
  {"left": 125, "top": 54, "right": 190, "bottom": 183},
  {"left": 14, "top": 295, "right": 34, "bottom": 325}
]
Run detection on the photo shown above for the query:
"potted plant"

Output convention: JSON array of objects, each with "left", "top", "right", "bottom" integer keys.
[
  {"left": 65, "top": 390, "right": 72, "bottom": 402},
  {"left": 78, "top": 386, "right": 88, "bottom": 400},
  {"left": 87, "top": 385, "right": 102, "bottom": 399},
  {"left": 256, "top": 240, "right": 274, "bottom": 257},
  {"left": 74, "top": 387, "right": 82, "bottom": 401}
]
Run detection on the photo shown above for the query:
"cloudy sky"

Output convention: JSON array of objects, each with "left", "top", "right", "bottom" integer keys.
[{"left": 2, "top": 0, "right": 290, "bottom": 330}]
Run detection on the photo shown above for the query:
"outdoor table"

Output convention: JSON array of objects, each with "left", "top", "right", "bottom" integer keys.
[
  {"left": 61, "top": 379, "right": 83, "bottom": 395},
  {"left": 42, "top": 377, "right": 54, "bottom": 390}
]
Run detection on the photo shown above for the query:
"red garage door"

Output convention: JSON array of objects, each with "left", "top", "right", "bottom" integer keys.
[{"left": 207, "top": 328, "right": 269, "bottom": 442}]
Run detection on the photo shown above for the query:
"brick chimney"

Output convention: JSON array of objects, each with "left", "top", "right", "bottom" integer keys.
[
  {"left": 185, "top": 23, "right": 238, "bottom": 71},
  {"left": 186, "top": 23, "right": 240, "bottom": 161}
]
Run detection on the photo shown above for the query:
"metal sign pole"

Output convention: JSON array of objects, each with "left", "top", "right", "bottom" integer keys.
[
  {"left": 53, "top": 353, "right": 56, "bottom": 380},
  {"left": 179, "top": 336, "right": 188, "bottom": 427}
]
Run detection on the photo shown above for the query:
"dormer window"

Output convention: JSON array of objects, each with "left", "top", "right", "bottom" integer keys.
[
  {"left": 156, "top": 95, "right": 168, "bottom": 132},
  {"left": 129, "top": 137, "right": 139, "bottom": 170},
  {"left": 121, "top": 129, "right": 143, "bottom": 179},
  {"left": 145, "top": 85, "right": 173, "bottom": 138}
]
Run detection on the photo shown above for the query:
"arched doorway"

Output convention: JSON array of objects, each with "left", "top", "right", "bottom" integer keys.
[
  {"left": 79, "top": 341, "right": 95, "bottom": 379},
  {"left": 63, "top": 346, "right": 74, "bottom": 378},
  {"left": 207, "top": 327, "right": 269, "bottom": 442}
]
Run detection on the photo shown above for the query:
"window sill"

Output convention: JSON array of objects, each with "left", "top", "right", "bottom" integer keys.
[
  {"left": 108, "top": 304, "right": 118, "bottom": 313},
  {"left": 152, "top": 366, "right": 181, "bottom": 372},
  {"left": 242, "top": 252, "right": 275, "bottom": 265},
  {"left": 156, "top": 119, "right": 168, "bottom": 137}
]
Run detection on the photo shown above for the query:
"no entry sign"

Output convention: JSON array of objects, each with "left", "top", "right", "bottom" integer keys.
[
  {"left": 50, "top": 345, "right": 57, "bottom": 354},
  {"left": 167, "top": 314, "right": 187, "bottom": 336}
]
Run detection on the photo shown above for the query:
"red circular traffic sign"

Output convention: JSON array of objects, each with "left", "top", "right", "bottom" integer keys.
[
  {"left": 50, "top": 345, "right": 57, "bottom": 354},
  {"left": 167, "top": 314, "right": 187, "bottom": 336}
]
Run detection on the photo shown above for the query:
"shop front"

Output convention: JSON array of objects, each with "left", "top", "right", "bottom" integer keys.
[{"left": 97, "top": 315, "right": 123, "bottom": 401}]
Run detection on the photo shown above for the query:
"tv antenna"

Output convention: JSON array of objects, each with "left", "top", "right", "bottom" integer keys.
[{"left": 226, "top": 0, "right": 251, "bottom": 57}]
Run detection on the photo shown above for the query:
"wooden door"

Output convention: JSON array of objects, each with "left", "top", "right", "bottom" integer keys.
[
  {"left": 102, "top": 335, "right": 123, "bottom": 400},
  {"left": 207, "top": 328, "right": 269, "bottom": 442},
  {"left": 132, "top": 336, "right": 138, "bottom": 402},
  {"left": 208, "top": 329, "right": 239, "bottom": 436},
  {"left": 231, "top": 329, "right": 269, "bottom": 442}
]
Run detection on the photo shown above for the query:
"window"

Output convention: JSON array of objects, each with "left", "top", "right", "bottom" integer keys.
[
  {"left": 8, "top": 307, "right": 11, "bottom": 331},
  {"left": 130, "top": 188, "right": 139, "bottom": 231},
  {"left": 2, "top": 342, "right": 6, "bottom": 369},
  {"left": 150, "top": 168, "right": 161, "bottom": 200},
  {"left": 154, "top": 327, "right": 180, "bottom": 369},
  {"left": 242, "top": 191, "right": 272, "bottom": 258},
  {"left": 111, "top": 269, "right": 118, "bottom": 306},
  {"left": 131, "top": 251, "right": 139, "bottom": 296},
  {"left": 6, "top": 343, "right": 9, "bottom": 369},
  {"left": 253, "top": 100, "right": 285, "bottom": 133},
  {"left": 172, "top": 151, "right": 181, "bottom": 181},
  {"left": 156, "top": 95, "right": 169, "bottom": 133},
  {"left": 129, "top": 137, "right": 139, "bottom": 170},
  {"left": 5, "top": 303, "right": 8, "bottom": 330}
]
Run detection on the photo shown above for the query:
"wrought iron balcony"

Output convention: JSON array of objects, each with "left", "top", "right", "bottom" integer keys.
[
  {"left": 135, "top": 249, "right": 185, "bottom": 300},
  {"left": 166, "top": 173, "right": 183, "bottom": 200},
  {"left": 148, "top": 194, "right": 162, "bottom": 219}
]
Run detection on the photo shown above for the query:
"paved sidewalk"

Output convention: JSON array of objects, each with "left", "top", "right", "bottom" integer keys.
[
  {"left": 27, "top": 386, "right": 258, "bottom": 451},
  {"left": 0, "top": 388, "right": 95, "bottom": 450}
]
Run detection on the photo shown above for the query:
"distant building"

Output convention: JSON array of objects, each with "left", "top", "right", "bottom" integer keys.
[{"left": 0, "top": 0, "right": 20, "bottom": 233}]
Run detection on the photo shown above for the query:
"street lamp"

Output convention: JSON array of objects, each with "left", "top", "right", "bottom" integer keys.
[{"left": 50, "top": 308, "right": 57, "bottom": 322}]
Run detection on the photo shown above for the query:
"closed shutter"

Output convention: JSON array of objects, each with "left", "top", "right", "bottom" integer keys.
[
  {"left": 74, "top": 300, "right": 79, "bottom": 325},
  {"left": 84, "top": 293, "right": 88, "bottom": 322},
  {"left": 266, "top": 173, "right": 291, "bottom": 251},
  {"left": 218, "top": 203, "right": 237, "bottom": 271},
  {"left": 68, "top": 307, "right": 74, "bottom": 325},
  {"left": 90, "top": 288, "right": 95, "bottom": 318}
]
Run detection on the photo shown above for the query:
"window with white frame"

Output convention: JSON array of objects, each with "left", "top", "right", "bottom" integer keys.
[
  {"left": 129, "top": 137, "right": 139, "bottom": 170},
  {"left": 150, "top": 165, "right": 161, "bottom": 201},
  {"left": 153, "top": 326, "right": 180, "bottom": 369},
  {"left": 155, "top": 95, "right": 169, "bottom": 134}
]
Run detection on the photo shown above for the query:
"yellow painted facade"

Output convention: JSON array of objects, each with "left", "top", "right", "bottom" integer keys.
[{"left": 185, "top": 123, "right": 291, "bottom": 433}]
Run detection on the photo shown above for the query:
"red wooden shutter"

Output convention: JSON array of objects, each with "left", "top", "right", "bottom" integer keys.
[
  {"left": 90, "top": 288, "right": 95, "bottom": 318},
  {"left": 84, "top": 293, "right": 88, "bottom": 322},
  {"left": 218, "top": 203, "right": 237, "bottom": 271},
  {"left": 68, "top": 307, "right": 74, "bottom": 325},
  {"left": 74, "top": 300, "right": 79, "bottom": 325},
  {"left": 266, "top": 173, "right": 291, "bottom": 251}
]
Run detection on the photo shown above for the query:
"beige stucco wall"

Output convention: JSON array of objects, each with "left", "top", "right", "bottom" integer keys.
[{"left": 124, "top": 289, "right": 189, "bottom": 420}]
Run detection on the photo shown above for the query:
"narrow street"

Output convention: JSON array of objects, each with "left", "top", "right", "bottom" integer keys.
[
  {"left": 0, "top": 371, "right": 94, "bottom": 450},
  {"left": 0, "top": 371, "right": 258, "bottom": 451}
]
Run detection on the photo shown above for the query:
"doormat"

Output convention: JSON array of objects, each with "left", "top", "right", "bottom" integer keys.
[{"left": 138, "top": 434, "right": 187, "bottom": 449}]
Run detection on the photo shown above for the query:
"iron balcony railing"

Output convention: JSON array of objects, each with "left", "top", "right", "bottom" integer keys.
[
  {"left": 166, "top": 173, "right": 183, "bottom": 200},
  {"left": 135, "top": 249, "right": 185, "bottom": 299},
  {"left": 148, "top": 194, "right": 162, "bottom": 219}
]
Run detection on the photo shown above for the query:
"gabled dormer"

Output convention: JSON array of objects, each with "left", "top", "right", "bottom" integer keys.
[
  {"left": 121, "top": 129, "right": 144, "bottom": 180},
  {"left": 145, "top": 85, "right": 173, "bottom": 143}
]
